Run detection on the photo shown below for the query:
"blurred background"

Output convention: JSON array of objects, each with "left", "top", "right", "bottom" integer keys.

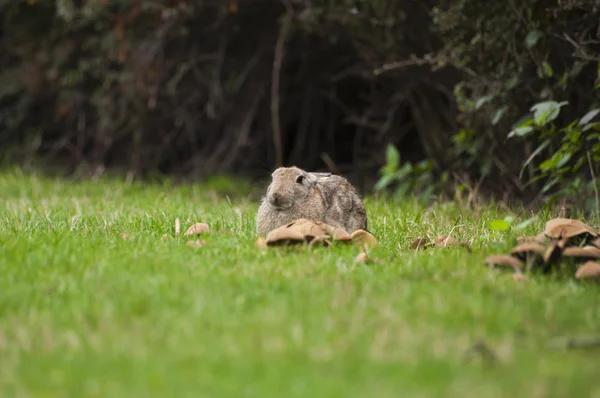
[{"left": 0, "top": 0, "right": 598, "bottom": 210}]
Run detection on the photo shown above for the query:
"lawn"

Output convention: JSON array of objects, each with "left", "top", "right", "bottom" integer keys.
[{"left": 0, "top": 170, "right": 598, "bottom": 398}]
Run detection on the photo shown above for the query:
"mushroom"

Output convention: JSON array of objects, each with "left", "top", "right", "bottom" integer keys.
[
  {"left": 484, "top": 255, "right": 524, "bottom": 272},
  {"left": 575, "top": 261, "right": 600, "bottom": 280},
  {"left": 562, "top": 246, "right": 600, "bottom": 261},
  {"left": 184, "top": 222, "right": 210, "bottom": 236},
  {"left": 510, "top": 242, "right": 545, "bottom": 262},
  {"left": 350, "top": 229, "right": 379, "bottom": 248},
  {"left": 265, "top": 222, "right": 307, "bottom": 246},
  {"left": 544, "top": 218, "right": 598, "bottom": 240}
]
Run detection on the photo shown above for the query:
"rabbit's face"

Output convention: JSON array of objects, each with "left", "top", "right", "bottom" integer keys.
[{"left": 267, "top": 167, "right": 316, "bottom": 209}]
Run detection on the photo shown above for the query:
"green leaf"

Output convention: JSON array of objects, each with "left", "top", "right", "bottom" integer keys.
[
  {"left": 530, "top": 100, "right": 568, "bottom": 126},
  {"left": 539, "top": 159, "right": 553, "bottom": 171},
  {"left": 513, "top": 218, "right": 534, "bottom": 231},
  {"left": 505, "top": 76, "right": 519, "bottom": 90},
  {"left": 583, "top": 122, "right": 600, "bottom": 132},
  {"left": 508, "top": 126, "right": 534, "bottom": 138},
  {"left": 374, "top": 173, "right": 395, "bottom": 191},
  {"left": 542, "top": 62, "right": 553, "bottom": 77},
  {"left": 542, "top": 177, "right": 560, "bottom": 193},
  {"left": 385, "top": 144, "right": 400, "bottom": 171},
  {"left": 579, "top": 109, "right": 600, "bottom": 125},
  {"left": 520, "top": 140, "right": 550, "bottom": 179},
  {"left": 490, "top": 219, "right": 510, "bottom": 231},
  {"left": 393, "top": 163, "right": 413, "bottom": 180},
  {"left": 525, "top": 30, "right": 543, "bottom": 48},
  {"left": 475, "top": 95, "right": 494, "bottom": 110},
  {"left": 556, "top": 152, "right": 572, "bottom": 168},
  {"left": 586, "top": 132, "right": 600, "bottom": 141},
  {"left": 491, "top": 106, "right": 507, "bottom": 125}
]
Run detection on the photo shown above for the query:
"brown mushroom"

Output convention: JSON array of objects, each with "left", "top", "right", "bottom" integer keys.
[
  {"left": 542, "top": 237, "right": 568, "bottom": 265},
  {"left": 315, "top": 221, "right": 352, "bottom": 241},
  {"left": 350, "top": 229, "right": 379, "bottom": 248},
  {"left": 484, "top": 255, "right": 524, "bottom": 272},
  {"left": 562, "top": 246, "right": 600, "bottom": 260},
  {"left": 295, "top": 220, "right": 329, "bottom": 242},
  {"left": 544, "top": 218, "right": 598, "bottom": 240},
  {"left": 184, "top": 222, "right": 210, "bottom": 236},
  {"left": 575, "top": 261, "right": 600, "bottom": 280},
  {"left": 510, "top": 242, "right": 545, "bottom": 262},
  {"left": 265, "top": 223, "right": 306, "bottom": 246},
  {"left": 255, "top": 237, "right": 268, "bottom": 249}
]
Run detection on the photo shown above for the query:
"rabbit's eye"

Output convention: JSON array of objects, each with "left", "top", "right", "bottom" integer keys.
[{"left": 296, "top": 176, "right": 304, "bottom": 184}]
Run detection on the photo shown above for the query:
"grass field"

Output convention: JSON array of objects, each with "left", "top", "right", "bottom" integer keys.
[{"left": 0, "top": 170, "right": 599, "bottom": 398}]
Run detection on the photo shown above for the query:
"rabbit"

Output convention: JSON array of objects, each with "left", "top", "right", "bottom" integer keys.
[{"left": 256, "top": 166, "right": 368, "bottom": 236}]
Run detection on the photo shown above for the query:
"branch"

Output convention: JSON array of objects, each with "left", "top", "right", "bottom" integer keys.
[{"left": 271, "top": 1, "right": 293, "bottom": 167}]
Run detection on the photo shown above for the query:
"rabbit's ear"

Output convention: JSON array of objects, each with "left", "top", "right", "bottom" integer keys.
[
  {"left": 304, "top": 172, "right": 318, "bottom": 186},
  {"left": 310, "top": 172, "right": 331, "bottom": 178},
  {"left": 308, "top": 172, "right": 331, "bottom": 183}
]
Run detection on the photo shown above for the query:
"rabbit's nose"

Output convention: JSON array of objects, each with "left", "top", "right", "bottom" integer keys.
[{"left": 270, "top": 192, "right": 282, "bottom": 205}]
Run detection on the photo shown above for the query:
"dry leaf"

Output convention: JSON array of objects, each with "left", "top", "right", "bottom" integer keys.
[
  {"left": 119, "top": 232, "right": 132, "bottom": 240},
  {"left": 484, "top": 255, "right": 523, "bottom": 272},
  {"left": 575, "top": 261, "right": 600, "bottom": 280},
  {"left": 436, "top": 235, "right": 472, "bottom": 252},
  {"left": 161, "top": 234, "right": 171, "bottom": 240},
  {"left": 437, "top": 235, "right": 460, "bottom": 246},
  {"left": 350, "top": 229, "right": 378, "bottom": 248},
  {"left": 354, "top": 252, "right": 368, "bottom": 264},
  {"left": 409, "top": 238, "right": 431, "bottom": 250},
  {"left": 184, "top": 222, "right": 210, "bottom": 236},
  {"left": 186, "top": 240, "right": 205, "bottom": 248},
  {"left": 544, "top": 218, "right": 598, "bottom": 239},
  {"left": 175, "top": 218, "right": 181, "bottom": 236}
]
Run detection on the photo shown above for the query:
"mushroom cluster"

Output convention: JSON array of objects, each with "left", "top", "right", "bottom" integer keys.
[
  {"left": 255, "top": 218, "right": 378, "bottom": 248},
  {"left": 485, "top": 218, "right": 600, "bottom": 281}
]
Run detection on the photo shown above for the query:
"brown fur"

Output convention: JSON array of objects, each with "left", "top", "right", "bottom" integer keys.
[{"left": 256, "top": 166, "right": 367, "bottom": 235}]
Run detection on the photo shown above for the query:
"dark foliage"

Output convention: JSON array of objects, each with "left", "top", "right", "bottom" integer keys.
[{"left": 0, "top": 0, "right": 598, "bottom": 201}]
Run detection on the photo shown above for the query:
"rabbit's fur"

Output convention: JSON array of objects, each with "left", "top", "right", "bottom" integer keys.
[{"left": 256, "top": 166, "right": 367, "bottom": 235}]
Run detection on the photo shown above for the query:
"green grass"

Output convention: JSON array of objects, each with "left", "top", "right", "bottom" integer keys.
[{"left": 0, "top": 170, "right": 599, "bottom": 398}]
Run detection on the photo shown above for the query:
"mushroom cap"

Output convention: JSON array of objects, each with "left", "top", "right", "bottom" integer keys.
[
  {"left": 315, "top": 221, "right": 352, "bottom": 241},
  {"left": 511, "top": 242, "right": 545, "bottom": 255},
  {"left": 485, "top": 255, "right": 524, "bottom": 271},
  {"left": 575, "top": 261, "right": 600, "bottom": 280},
  {"left": 544, "top": 218, "right": 598, "bottom": 239},
  {"left": 350, "top": 229, "right": 379, "bottom": 247},
  {"left": 184, "top": 222, "right": 210, "bottom": 236},
  {"left": 562, "top": 246, "right": 600, "bottom": 259},
  {"left": 265, "top": 220, "right": 309, "bottom": 245}
]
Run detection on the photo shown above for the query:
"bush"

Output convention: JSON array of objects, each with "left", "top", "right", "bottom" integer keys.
[{"left": 1, "top": 0, "right": 598, "bottom": 210}]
